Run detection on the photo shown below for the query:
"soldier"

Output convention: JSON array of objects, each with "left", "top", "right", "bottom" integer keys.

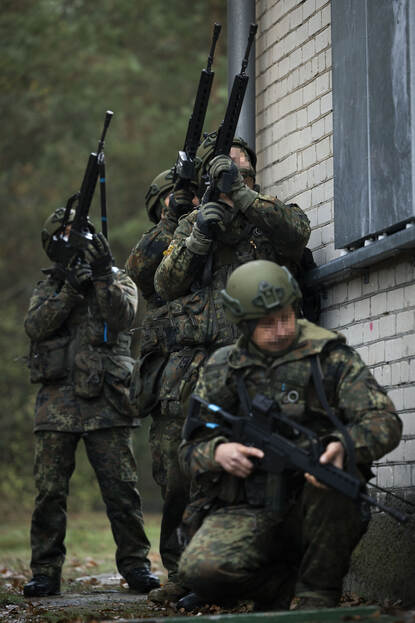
[
  {"left": 23, "top": 207, "right": 160, "bottom": 597},
  {"left": 177, "top": 260, "right": 402, "bottom": 610},
  {"left": 126, "top": 170, "right": 199, "bottom": 603},
  {"left": 147, "top": 133, "right": 310, "bottom": 604}
]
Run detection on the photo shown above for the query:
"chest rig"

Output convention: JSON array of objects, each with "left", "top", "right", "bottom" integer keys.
[{"left": 234, "top": 354, "right": 357, "bottom": 513}]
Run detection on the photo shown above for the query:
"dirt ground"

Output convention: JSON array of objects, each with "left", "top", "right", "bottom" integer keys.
[{"left": 2, "top": 569, "right": 415, "bottom": 623}]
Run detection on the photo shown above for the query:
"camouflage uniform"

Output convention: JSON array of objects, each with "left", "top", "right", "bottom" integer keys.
[
  {"left": 178, "top": 320, "right": 402, "bottom": 608},
  {"left": 148, "top": 190, "right": 310, "bottom": 589},
  {"left": 25, "top": 265, "right": 152, "bottom": 582},
  {"left": 126, "top": 195, "right": 193, "bottom": 585}
]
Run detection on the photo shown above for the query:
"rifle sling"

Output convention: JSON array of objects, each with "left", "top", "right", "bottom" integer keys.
[{"left": 310, "top": 354, "right": 358, "bottom": 477}]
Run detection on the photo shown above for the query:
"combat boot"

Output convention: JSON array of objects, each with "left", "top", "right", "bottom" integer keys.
[
  {"left": 176, "top": 591, "right": 207, "bottom": 611},
  {"left": 124, "top": 567, "right": 160, "bottom": 593},
  {"left": 148, "top": 580, "right": 188, "bottom": 604},
  {"left": 23, "top": 574, "right": 60, "bottom": 597}
]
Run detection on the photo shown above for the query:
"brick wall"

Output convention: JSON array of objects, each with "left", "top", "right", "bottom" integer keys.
[{"left": 255, "top": 0, "right": 415, "bottom": 493}]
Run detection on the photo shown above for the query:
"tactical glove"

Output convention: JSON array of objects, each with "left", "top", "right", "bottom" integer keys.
[
  {"left": 167, "top": 186, "right": 195, "bottom": 219},
  {"left": 195, "top": 201, "right": 229, "bottom": 237},
  {"left": 186, "top": 201, "right": 231, "bottom": 255},
  {"left": 208, "top": 154, "right": 258, "bottom": 212},
  {"left": 84, "top": 232, "right": 114, "bottom": 280},
  {"left": 65, "top": 261, "right": 93, "bottom": 295}
]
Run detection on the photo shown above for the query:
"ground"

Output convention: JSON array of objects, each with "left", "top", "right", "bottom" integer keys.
[{"left": 0, "top": 512, "right": 413, "bottom": 623}]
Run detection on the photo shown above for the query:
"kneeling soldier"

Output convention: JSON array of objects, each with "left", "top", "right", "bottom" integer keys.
[{"left": 177, "top": 260, "right": 402, "bottom": 610}]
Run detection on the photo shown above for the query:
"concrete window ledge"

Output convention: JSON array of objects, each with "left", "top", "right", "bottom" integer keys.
[{"left": 303, "top": 225, "right": 415, "bottom": 290}]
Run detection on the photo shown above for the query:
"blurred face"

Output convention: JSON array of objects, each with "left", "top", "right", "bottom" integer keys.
[
  {"left": 251, "top": 305, "right": 296, "bottom": 353},
  {"left": 230, "top": 146, "right": 255, "bottom": 189}
]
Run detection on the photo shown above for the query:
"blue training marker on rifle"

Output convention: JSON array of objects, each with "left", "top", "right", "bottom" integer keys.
[
  {"left": 104, "top": 322, "right": 108, "bottom": 343},
  {"left": 282, "top": 383, "right": 286, "bottom": 391},
  {"left": 206, "top": 422, "right": 219, "bottom": 429},
  {"left": 100, "top": 177, "right": 106, "bottom": 183}
]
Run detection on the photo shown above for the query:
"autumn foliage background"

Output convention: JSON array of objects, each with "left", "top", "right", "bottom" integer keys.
[{"left": 0, "top": 0, "right": 227, "bottom": 516}]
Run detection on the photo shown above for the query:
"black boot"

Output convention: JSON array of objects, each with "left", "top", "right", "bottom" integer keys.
[
  {"left": 124, "top": 567, "right": 160, "bottom": 593},
  {"left": 177, "top": 592, "right": 207, "bottom": 611},
  {"left": 23, "top": 574, "right": 60, "bottom": 597}
]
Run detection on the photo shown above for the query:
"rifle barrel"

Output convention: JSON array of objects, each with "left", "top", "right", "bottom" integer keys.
[
  {"left": 97, "top": 110, "right": 114, "bottom": 155},
  {"left": 207, "top": 23, "right": 222, "bottom": 72},
  {"left": 241, "top": 23, "right": 258, "bottom": 74}
]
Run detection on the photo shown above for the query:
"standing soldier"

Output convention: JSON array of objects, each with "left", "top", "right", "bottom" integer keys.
[
  {"left": 150, "top": 133, "right": 311, "bottom": 604},
  {"left": 177, "top": 260, "right": 402, "bottom": 610},
  {"left": 126, "top": 171, "right": 198, "bottom": 603},
  {"left": 23, "top": 207, "right": 160, "bottom": 597}
]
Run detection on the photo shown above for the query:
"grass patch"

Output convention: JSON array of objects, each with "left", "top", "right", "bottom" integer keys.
[{"left": 0, "top": 511, "right": 163, "bottom": 582}]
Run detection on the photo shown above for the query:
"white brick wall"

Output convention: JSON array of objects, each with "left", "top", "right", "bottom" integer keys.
[{"left": 256, "top": 0, "right": 415, "bottom": 490}]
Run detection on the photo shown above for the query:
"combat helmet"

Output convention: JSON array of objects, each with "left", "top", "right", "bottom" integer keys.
[
  {"left": 41, "top": 205, "right": 95, "bottom": 261},
  {"left": 221, "top": 260, "right": 302, "bottom": 324},
  {"left": 145, "top": 168, "right": 175, "bottom": 224},
  {"left": 195, "top": 131, "right": 257, "bottom": 193}
]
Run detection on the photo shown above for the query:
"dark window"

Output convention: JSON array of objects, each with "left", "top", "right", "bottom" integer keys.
[{"left": 332, "top": 0, "right": 415, "bottom": 249}]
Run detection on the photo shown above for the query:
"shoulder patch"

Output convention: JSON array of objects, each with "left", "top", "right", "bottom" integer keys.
[{"left": 163, "top": 242, "right": 175, "bottom": 256}]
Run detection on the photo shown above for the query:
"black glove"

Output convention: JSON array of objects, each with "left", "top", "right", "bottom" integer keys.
[
  {"left": 207, "top": 154, "right": 239, "bottom": 193},
  {"left": 84, "top": 232, "right": 114, "bottom": 280},
  {"left": 195, "top": 201, "right": 230, "bottom": 238},
  {"left": 65, "top": 260, "right": 93, "bottom": 294},
  {"left": 208, "top": 154, "right": 258, "bottom": 211},
  {"left": 167, "top": 186, "right": 196, "bottom": 219}
]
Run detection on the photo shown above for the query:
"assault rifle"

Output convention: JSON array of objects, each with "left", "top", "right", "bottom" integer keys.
[
  {"left": 187, "top": 393, "right": 410, "bottom": 524},
  {"left": 174, "top": 23, "right": 222, "bottom": 189},
  {"left": 202, "top": 22, "right": 257, "bottom": 201},
  {"left": 47, "top": 110, "right": 113, "bottom": 267}
]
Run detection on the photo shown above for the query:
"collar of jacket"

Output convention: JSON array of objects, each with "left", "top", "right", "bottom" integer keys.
[{"left": 228, "top": 319, "right": 345, "bottom": 370}]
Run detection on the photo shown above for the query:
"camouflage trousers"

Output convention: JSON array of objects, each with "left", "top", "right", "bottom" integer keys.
[
  {"left": 178, "top": 483, "right": 365, "bottom": 607},
  {"left": 30, "top": 428, "right": 151, "bottom": 579},
  {"left": 148, "top": 348, "right": 207, "bottom": 582},
  {"left": 149, "top": 412, "right": 189, "bottom": 582}
]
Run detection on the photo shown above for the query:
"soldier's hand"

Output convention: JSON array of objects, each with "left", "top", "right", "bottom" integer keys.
[
  {"left": 195, "top": 201, "right": 230, "bottom": 238},
  {"left": 305, "top": 441, "right": 345, "bottom": 489},
  {"left": 168, "top": 186, "right": 196, "bottom": 218},
  {"left": 84, "top": 233, "right": 114, "bottom": 280},
  {"left": 207, "top": 155, "right": 239, "bottom": 191},
  {"left": 214, "top": 442, "right": 264, "bottom": 478},
  {"left": 65, "top": 260, "right": 92, "bottom": 295}
]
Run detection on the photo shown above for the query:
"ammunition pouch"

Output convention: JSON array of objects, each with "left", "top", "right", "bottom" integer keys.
[
  {"left": 141, "top": 289, "right": 238, "bottom": 356},
  {"left": 129, "top": 351, "right": 168, "bottom": 418},
  {"left": 73, "top": 350, "right": 104, "bottom": 398},
  {"left": 28, "top": 335, "right": 70, "bottom": 384},
  {"left": 159, "top": 348, "right": 208, "bottom": 418},
  {"left": 103, "top": 354, "right": 135, "bottom": 416}
]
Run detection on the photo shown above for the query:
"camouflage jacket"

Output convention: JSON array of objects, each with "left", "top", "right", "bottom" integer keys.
[
  {"left": 148, "top": 196, "right": 310, "bottom": 353},
  {"left": 179, "top": 320, "right": 402, "bottom": 508},
  {"left": 25, "top": 266, "right": 139, "bottom": 432},
  {"left": 125, "top": 209, "right": 179, "bottom": 308}
]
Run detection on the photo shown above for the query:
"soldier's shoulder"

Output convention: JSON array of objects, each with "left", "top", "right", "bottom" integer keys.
[
  {"left": 205, "top": 345, "right": 234, "bottom": 368},
  {"left": 322, "top": 338, "right": 364, "bottom": 368}
]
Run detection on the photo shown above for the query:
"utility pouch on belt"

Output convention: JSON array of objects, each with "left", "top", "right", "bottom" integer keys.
[
  {"left": 73, "top": 350, "right": 104, "bottom": 398},
  {"left": 129, "top": 351, "right": 168, "bottom": 418},
  {"left": 28, "top": 335, "right": 70, "bottom": 384},
  {"left": 103, "top": 354, "right": 135, "bottom": 416}
]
